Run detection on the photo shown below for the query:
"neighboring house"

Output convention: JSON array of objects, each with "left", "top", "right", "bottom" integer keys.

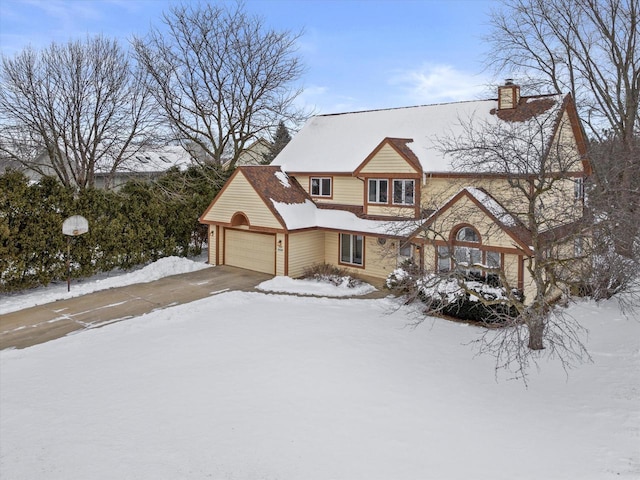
[
  {"left": 0, "top": 157, "right": 42, "bottom": 182},
  {"left": 94, "top": 145, "right": 194, "bottom": 190},
  {"left": 222, "top": 138, "right": 272, "bottom": 169},
  {"left": 5, "top": 145, "right": 195, "bottom": 190},
  {"left": 200, "top": 83, "right": 590, "bottom": 301}
]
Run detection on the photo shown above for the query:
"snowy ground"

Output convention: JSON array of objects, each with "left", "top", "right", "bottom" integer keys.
[{"left": 1, "top": 259, "right": 639, "bottom": 479}]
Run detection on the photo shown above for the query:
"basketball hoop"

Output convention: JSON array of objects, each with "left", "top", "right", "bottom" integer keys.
[{"left": 62, "top": 215, "right": 89, "bottom": 292}]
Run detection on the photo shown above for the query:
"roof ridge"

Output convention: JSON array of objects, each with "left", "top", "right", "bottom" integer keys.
[
  {"left": 317, "top": 93, "right": 566, "bottom": 118},
  {"left": 317, "top": 99, "right": 494, "bottom": 117}
]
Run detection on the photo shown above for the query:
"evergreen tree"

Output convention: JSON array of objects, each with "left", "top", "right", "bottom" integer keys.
[{"left": 262, "top": 121, "right": 292, "bottom": 164}]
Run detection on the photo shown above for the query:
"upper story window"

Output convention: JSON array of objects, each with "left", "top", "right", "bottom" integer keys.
[
  {"left": 368, "top": 179, "right": 388, "bottom": 203},
  {"left": 393, "top": 179, "right": 415, "bottom": 205},
  {"left": 310, "top": 177, "right": 332, "bottom": 197},
  {"left": 456, "top": 226, "right": 480, "bottom": 243},
  {"left": 574, "top": 178, "right": 585, "bottom": 201}
]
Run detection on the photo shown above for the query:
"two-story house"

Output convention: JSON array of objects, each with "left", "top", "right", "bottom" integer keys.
[{"left": 199, "top": 83, "right": 590, "bottom": 300}]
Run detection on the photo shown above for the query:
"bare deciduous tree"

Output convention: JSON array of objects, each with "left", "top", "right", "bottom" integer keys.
[
  {"left": 388, "top": 97, "right": 592, "bottom": 381},
  {"left": 0, "top": 36, "right": 159, "bottom": 190},
  {"left": 133, "top": 2, "right": 306, "bottom": 170},
  {"left": 487, "top": 0, "right": 639, "bottom": 264},
  {"left": 487, "top": 0, "right": 639, "bottom": 143}
]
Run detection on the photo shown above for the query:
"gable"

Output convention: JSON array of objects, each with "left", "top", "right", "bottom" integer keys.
[
  {"left": 549, "top": 107, "right": 591, "bottom": 175},
  {"left": 355, "top": 138, "right": 422, "bottom": 175},
  {"left": 200, "top": 170, "right": 284, "bottom": 229},
  {"left": 415, "top": 188, "right": 532, "bottom": 253}
]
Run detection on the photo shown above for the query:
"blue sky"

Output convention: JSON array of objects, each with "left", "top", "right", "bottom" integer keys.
[{"left": 0, "top": 0, "right": 503, "bottom": 113}]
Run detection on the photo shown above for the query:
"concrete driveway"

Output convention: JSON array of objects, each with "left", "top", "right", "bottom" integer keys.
[{"left": 0, "top": 266, "right": 273, "bottom": 350}]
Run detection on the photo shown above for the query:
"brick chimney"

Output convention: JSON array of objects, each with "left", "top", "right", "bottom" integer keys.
[{"left": 497, "top": 79, "right": 520, "bottom": 110}]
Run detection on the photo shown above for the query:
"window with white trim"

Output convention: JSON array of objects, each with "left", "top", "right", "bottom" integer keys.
[
  {"left": 399, "top": 242, "right": 412, "bottom": 258},
  {"left": 311, "top": 177, "right": 331, "bottom": 197},
  {"left": 454, "top": 246, "right": 482, "bottom": 268},
  {"left": 437, "top": 245, "right": 450, "bottom": 272},
  {"left": 574, "top": 178, "right": 585, "bottom": 200},
  {"left": 340, "top": 233, "right": 363, "bottom": 266},
  {"left": 486, "top": 251, "right": 501, "bottom": 269},
  {"left": 453, "top": 226, "right": 482, "bottom": 275},
  {"left": 456, "top": 227, "right": 480, "bottom": 243},
  {"left": 368, "top": 179, "right": 388, "bottom": 203},
  {"left": 392, "top": 179, "right": 415, "bottom": 205}
]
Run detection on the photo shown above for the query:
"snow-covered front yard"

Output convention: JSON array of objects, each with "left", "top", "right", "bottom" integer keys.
[{"left": 1, "top": 260, "right": 639, "bottom": 479}]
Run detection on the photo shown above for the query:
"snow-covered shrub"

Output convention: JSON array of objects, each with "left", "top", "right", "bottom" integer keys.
[
  {"left": 386, "top": 267, "right": 524, "bottom": 324},
  {"left": 385, "top": 260, "right": 421, "bottom": 294},
  {"left": 302, "top": 263, "right": 359, "bottom": 288}
]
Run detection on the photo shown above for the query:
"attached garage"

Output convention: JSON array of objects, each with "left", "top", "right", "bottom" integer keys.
[{"left": 224, "top": 229, "right": 276, "bottom": 274}]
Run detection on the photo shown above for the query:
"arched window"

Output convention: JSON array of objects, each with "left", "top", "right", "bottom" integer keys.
[
  {"left": 453, "top": 226, "right": 482, "bottom": 273},
  {"left": 456, "top": 226, "right": 480, "bottom": 243},
  {"left": 230, "top": 212, "right": 249, "bottom": 227},
  {"left": 437, "top": 225, "right": 502, "bottom": 282}
]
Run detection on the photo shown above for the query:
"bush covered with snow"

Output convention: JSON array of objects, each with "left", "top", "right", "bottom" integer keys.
[
  {"left": 386, "top": 266, "right": 524, "bottom": 324},
  {"left": 302, "top": 263, "right": 360, "bottom": 289}
]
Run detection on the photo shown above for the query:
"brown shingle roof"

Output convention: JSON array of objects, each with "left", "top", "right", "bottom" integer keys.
[
  {"left": 239, "top": 165, "right": 311, "bottom": 205},
  {"left": 491, "top": 95, "right": 558, "bottom": 122}
]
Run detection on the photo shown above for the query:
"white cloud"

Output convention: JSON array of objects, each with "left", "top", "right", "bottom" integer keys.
[
  {"left": 389, "top": 63, "right": 492, "bottom": 104},
  {"left": 296, "top": 84, "right": 366, "bottom": 115}
]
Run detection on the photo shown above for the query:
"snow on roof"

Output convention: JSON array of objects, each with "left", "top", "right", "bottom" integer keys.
[
  {"left": 272, "top": 199, "right": 417, "bottom": 236},
  {"left": 97, "top": 145, "right": 194, "bottom": 174},
  {"left": 275, "top": 170, "right": 291, "bottom": 188},
  {"left": 272, "top": 95, "right": 566, "bottom": 174},
  {"left": 465, "top": 187, "right": 518, "bottom": 227}
]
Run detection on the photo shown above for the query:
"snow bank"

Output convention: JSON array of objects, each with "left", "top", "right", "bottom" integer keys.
[
  {"left": 257, "top": 275, "right": 377, "bottom": 297},
  {"left": 0, "top": 256, "right": 210, "bottom": 314}
]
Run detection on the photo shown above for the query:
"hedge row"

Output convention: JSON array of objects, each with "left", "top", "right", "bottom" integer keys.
[{"left": 0, "top": 165, "right": 228, "bottom": 292}]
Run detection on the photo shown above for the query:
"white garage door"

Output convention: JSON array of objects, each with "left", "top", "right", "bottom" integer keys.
[{"left": 225, "top": 229, "right": 276, "bottom": 274}]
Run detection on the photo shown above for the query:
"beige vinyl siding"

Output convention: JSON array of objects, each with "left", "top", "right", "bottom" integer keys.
[
  {"left": 422, "top": 194, "right": 519, "bottom": 249},
  {"left": 201, "top": 172, "right": 282, "bottom": 229},
  {"left": 294, "top": 174, "right": 363, "bottom": 205},
  {"left": 276, "top": 233, "right": 286, "bottom": 276},
  {"left": 359, "top": 144, "right": 419, "bottom": 174},
  {"left": 503, "top": 253, "right": 523, "bottom": 291},
  {"left": 422, "top": 177, "right": 528, "bottom": 217},
  {"left": 208, "top": 226, "right": 217, "bottom": 265},
  {"left": 324, "top": 232, "right": 395, "bottom": 279},
  {"left": 333, "top": 176, "right": 363, "bottom": 204},
  {"left": 363, "top": 236, "right": 398, "bottom": 278},
  {"left": 325, "top": 232, "right": 339, "bottom": 265},
  {"left": 521, "top": 259, "right": 537, "bottom": 304},
  {"left": 366, "top": 204, "right": 416, "bottom": 218},
  {"left": 539, "top": 177, "right": 584, "bottom": 229},
  {"left": 423, "top": 176, "right": 583, "bottom": 234},
  {"left": 553, "top": 111, "right": 583, "bottom": 173},
  {"left": 288, "top": 230, "right": 326, "bottom": 277},
  {"left": 225, "top": 229, "right": 275, "bottom": 274}
]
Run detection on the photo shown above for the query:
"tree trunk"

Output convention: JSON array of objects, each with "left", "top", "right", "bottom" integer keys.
[{"left": 527, "top": 318, "right": 545, "bottom": 350}]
